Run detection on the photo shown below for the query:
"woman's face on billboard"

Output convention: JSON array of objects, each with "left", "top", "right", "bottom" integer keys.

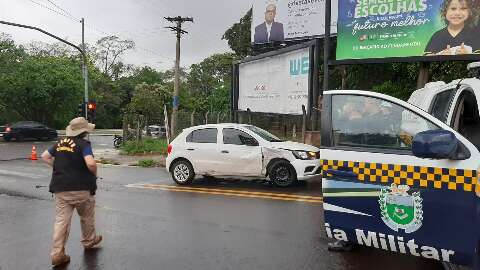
[{"left": 446, "top": 0, "right": 470, "bottom": 27}]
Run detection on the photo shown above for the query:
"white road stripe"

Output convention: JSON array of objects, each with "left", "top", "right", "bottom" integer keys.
[{"left": 0, "top": 169, "right": 45, "bottom": 179}]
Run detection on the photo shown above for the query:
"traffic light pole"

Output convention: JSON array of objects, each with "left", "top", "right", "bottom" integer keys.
[{"left": 81, "top": 18, "right": 89, "bottom": 120}]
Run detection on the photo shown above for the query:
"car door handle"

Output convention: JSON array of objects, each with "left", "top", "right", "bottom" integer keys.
[
  {"left": 221, "top": 150, "right": 229, "bottom": 153},
  {"left": 187, "top": 148, "right": 195, "bottom": 151}
]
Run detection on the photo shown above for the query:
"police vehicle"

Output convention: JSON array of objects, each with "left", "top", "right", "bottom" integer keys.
[{"left": 321, "top": 63, "right": 480, "bottom": 269}]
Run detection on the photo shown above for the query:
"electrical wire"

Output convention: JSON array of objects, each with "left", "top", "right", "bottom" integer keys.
[
  {"left": 45, "top": 0, "right": 79, "bottom": 21},
  {"left": 27, "top": 0, "right": 78, "bottom": 23},
  {"left": 25, "top": 0, "right": 177, "bottom": 65}
]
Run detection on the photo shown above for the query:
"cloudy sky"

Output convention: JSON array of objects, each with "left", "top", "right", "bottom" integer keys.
[{"left": 0, "top": 0, "right": 252, "bottom": 71}]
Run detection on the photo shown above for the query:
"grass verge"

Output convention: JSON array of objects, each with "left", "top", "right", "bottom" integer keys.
[
  {"left": 120, "top": 138, "right": 168, "bottom": 155},
  {"left": 137, "top": 159, "right": 159, "bottom": 167},
  {"left": 96, "top": 158, "right": 121, "bottom": 165}
]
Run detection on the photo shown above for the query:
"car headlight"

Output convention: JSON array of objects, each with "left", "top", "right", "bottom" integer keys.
[{"left": 292, "top": 150, "right": 318, "bottom": 160}]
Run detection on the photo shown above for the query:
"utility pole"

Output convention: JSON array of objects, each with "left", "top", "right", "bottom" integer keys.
[
  {"left": 81, "top": 18, "right": 89, "bottom": 120},
  {"left": 165, "top": 16, "right": 193, "bottom": 136}
]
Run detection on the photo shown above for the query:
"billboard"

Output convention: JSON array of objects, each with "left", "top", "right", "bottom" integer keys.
[
  {"left": 251, "top": 0, "right": 338, "bottom": 44},
  {"left": 238, "top": 46, "right": 311, "bottom": 114},
  {"left": 337, "top": 0, "right": 480, "bottom": 60}
]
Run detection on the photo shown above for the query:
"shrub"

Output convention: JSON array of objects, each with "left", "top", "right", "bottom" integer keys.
[
  {"left": 137, "top": 159, "right": 158, "bottom": 167},
  {"left": 120, "top": 138, "right": 168, "bottom": 155}
]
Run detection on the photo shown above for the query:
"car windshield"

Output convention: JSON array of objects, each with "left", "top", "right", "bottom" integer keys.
[{"left": 244, "top": 125, "right": 283, "bottom": 142}]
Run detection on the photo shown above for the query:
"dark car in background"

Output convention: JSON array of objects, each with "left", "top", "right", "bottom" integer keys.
[
  {"left": 0, "top": 125, "right": 6, "bottom": 140},
  {"left": 2, "top": 121, "right": 57, "bottom": 142}
]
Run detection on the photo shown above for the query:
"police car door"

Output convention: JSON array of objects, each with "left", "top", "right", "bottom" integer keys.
[
  {"left": 321, "top": 90, "right": 479, "bottom": 267},
  {"left": 445, "top": 81, "right": 480, "bottom": 150}
]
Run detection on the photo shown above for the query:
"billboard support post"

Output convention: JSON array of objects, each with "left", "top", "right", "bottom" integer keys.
[
  {"left": 323, "top": 0, "right": 331, "bottom": 97},
  {"left": 416, "top": 62, "right": 430, "bottom": 89},
  {"left": 302, "top": 105, "right": 306, "bottom": 143},
  {"left": 312, "top": 38, "right": 322, "bottom": 129}
]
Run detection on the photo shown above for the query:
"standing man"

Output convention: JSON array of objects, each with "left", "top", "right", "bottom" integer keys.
[
  {"left": 254, "top": 3, "right": 285, "bottom": 43},
  {"left": 41, "top": 117, "right": 102, "bottom": 267}
]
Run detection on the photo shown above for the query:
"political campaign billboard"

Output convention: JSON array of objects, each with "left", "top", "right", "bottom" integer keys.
[
  {"left": 237, "top": 46, "right": 311, "bottom": 114},
  {"left": 251, "top": 0, "right": 338, "bottom": 44},
  {"left": 336, "top": 0, "right": 480, "bottom": 60}
]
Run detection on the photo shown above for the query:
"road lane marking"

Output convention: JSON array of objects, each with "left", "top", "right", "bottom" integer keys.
[
  {"left": 126, "top": 183, "right": 323, "bottom": 203},
  {"left": 142, "top": 184, "right": 322, "bottom": 199},
  {"left": 0, "top": 169, "right": 45, "bottom": 179}
]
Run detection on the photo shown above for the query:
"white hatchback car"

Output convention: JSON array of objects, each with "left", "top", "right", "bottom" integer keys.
[{"left": 166, "top": 123, "right": 321, "bottom": 187}]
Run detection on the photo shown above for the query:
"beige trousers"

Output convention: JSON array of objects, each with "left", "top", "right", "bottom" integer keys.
[{"left": 51, "top": 191, "right": 97, "bottom": 258}]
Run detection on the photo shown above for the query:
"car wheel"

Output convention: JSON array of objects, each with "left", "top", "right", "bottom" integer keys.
[
  {"left": 270, "top": 161, "right": 297, "bottom": 187},
  {"left": 171, "top": 160, "right": 195, "bottom": 185},
  {"left": 15, "top": 134, "right": 23, "bottom": 142},
  {"left": 3, "top": 136, "right": 11, "bottom": 142}
]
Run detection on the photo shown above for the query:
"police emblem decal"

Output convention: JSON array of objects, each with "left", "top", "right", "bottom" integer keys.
[{"left": 379, "top": 184, "right": 423, "bottom": 233}]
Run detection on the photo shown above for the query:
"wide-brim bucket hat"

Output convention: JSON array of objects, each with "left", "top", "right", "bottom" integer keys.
[{"left": 66, "top": 117, "right": 95, "bottom": 137}]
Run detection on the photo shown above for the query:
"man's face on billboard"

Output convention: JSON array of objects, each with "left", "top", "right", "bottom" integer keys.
[{"left": 265, "top": 4, "right": 276, "bottom": 24}]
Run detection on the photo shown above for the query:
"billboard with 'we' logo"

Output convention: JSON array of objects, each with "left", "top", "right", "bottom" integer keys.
[{"left": 237, "top": 45, "right": 311, "bottom": 115}]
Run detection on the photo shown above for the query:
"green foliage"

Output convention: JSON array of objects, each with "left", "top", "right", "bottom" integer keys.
[
  {"left": 137, "top": 159, "right": 159, "bottom": 167},
  {"left": 120, "top": 138, "right": 168, "bottom": 155},
  {"left": 128, "top": 83, "right": 172, "bottom": 118},
  {"left": 0, "top": 36, "right": 84, "bottom": 128},
  {"left": 184, "top": 53, "right": 238, "bottom": 112},
  {"left": 430, "top": 62, "right": 469, "bottom": 83},
  {"left": 94, "top": 35, "right": 135, "bottom": 79},
  {"left": 222, "top": 9, "right": 253, "bottom": 58}
]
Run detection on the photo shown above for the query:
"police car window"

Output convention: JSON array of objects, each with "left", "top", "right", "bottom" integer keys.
[
  {"left": 223, "top": 128, "right": 258, "bottom": 146},
  {"left": 186, "top": 128, "right": 217, "bottom": 143},
  {"left": 430, "top": 89, "right": 455, "bottom": 122},
  {"left": 332, "top": 95, "right": 440, "bottom": 151}
]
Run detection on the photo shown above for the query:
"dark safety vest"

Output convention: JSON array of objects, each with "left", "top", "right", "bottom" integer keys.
[{"left": 48, "top": 137, "right": 97, "bottom": 194}]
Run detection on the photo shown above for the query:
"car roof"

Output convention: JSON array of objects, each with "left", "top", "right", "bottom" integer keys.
[
  {"left": 182, "top": 123, "right": 252, "bottom": 131},
  {"left": 13, "top": 121, "right": 42, "bottom": 125}
]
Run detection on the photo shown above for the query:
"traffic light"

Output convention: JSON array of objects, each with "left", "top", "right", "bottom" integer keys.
[
  {"left": 87, "top": 101, "right": 96, "bottom": 123},
  {"left": 78, "top": 102, "right": 86, "bottom": 117}
]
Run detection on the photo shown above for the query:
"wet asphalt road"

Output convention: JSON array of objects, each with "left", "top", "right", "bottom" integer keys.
[{"left": 0, "top": 137, "right": 443, "bottom": 270}]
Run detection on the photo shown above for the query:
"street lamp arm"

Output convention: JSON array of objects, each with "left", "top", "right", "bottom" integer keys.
[{"left": 0, "top": 20, "right": 84, "bottom": 56}]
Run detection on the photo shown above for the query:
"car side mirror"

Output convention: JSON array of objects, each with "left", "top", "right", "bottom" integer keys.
[{"left": 412, "top": 130, "right": 470, "bottom": 160}]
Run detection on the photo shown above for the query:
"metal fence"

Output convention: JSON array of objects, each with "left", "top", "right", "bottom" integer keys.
[{"left": 122, "top": 110, "right": 321, "bottom": 145}]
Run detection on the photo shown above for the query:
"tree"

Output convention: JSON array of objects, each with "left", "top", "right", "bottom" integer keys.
[
  {"left": 222, "top": 9, "right": 253, "bottom": 58},
  {"left": 185, "top": 53, "right": 237, "bottom": 112},
  {"left": 128, "top": 83, "right": 172, "bottom": 120},
  {"left": 0, "top": 54, "right": 84, "bottom": 127},
  {"left": 94, "top": 36, "right": 135, "bottom": 79}
]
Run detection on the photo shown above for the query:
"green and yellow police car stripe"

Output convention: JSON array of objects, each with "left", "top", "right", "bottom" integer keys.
[{"left": 321, "top": 159, "right": 479, "bottom": 193}]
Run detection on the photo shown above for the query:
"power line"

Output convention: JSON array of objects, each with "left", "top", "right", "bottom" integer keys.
[
  {"left": 45, "top": 0, "right": 79, "bottom": 21},
  {"left": 83, "top": 23, "right": 175, "bottom": 62},
  {"left": 27, "top": 0, "right": 77, "bottom": 23},
  {"left": 25, "top": 0, "right": 175, "bottom": 64}
]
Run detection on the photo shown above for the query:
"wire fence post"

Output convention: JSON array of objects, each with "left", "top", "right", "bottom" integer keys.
[
  {"left": 190, "top": 111, "right": 195, "bottom": 127},
  {"left": 302, "top": 105, "right": 306, "bottom": 143}
]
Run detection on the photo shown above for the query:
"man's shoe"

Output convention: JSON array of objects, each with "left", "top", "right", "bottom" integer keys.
[
  {"left": 84, "top": 235, "right": 102, "bottom": 249},
  {"left": 328, "top": 240, "right": 354, "bottom": 252},
  {"left": 51, "top": 254, "right": 70, "bottom": 266}
]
